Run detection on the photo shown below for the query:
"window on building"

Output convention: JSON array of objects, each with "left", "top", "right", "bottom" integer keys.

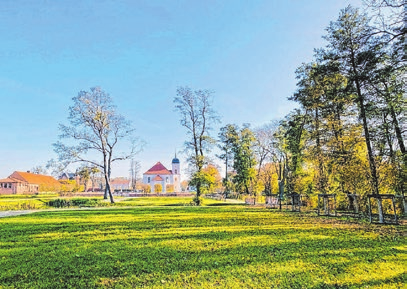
[
  {"left": 166, "top": 177, "right": 169, "bottom": 183},
  {"left": 148, "top": 177, "right": 150, "bottom": 183},
  {"left": 175, "top": 169, "right": 178, "bottom": 174}
]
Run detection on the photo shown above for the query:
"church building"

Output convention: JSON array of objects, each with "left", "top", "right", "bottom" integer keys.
[{"left": 142, "top": 156, "right": 181, "bottom": 193}]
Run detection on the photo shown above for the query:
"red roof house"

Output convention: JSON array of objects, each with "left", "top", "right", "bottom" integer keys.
[{"left": 0, "top": 171, "right": 61, "bottom": 194}]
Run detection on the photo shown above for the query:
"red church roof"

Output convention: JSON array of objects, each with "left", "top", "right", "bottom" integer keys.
[{"left": 144, "top": 162, "right": 172, "bottom": 175}]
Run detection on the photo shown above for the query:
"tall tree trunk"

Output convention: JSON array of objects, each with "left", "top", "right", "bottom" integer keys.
[
  {"left": 355, "top": 90, "right": 384, "bottom": 222},
  {"left": 383, "top": 83, "right": 406, "bottom": 156},
  {"left": 104, "top": 174, "right": 114, "bottom": 203},
  {"left": 382, "top": 112, "right": 395, "bottom": 161},
  {"left": 315, "top": 108, "right": 326, "bottom": 194},
  {"left": 332, "top": 111, "right": 347, "bottom": 194},
  {"left": 351, "top": 57, "right": 380, "bottom": 195},
  {"left": 351, "top": 50, "right": 383, "bottom": 222}
]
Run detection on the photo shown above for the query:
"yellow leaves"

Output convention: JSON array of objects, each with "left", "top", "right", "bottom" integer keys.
[
  {"left": 191, "top": 164, "right": 222, "bottom": 194},
  {"left": 154, "top": 184, "right": 163, "bottom": 193}
]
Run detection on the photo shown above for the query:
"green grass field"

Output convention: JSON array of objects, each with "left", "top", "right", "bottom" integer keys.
[{"left": 0, "top": 202, "right": 406, "bottom": 288}]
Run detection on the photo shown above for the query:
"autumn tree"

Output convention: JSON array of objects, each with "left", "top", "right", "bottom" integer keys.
[
  {"left": 225, "top": 124, "right": 258, "bottom": 198},
  {"left": 258, "top": 163, "right": 278, "bottom": 196},
  {"left": 281, "top": 4, "right": 406, "bottom": 220},
  {"left": 280, "top": 110, "right": 308, "bottom": 195},
  {"left": 77, "top": 166, "right": 90, "bottom": 192},
  {"left": 53, "top": 87, "right": 141, "bottom": 203},
  {"left": 174, "top": 86, "right": 218, "bottom": 205},
  {"left": 268, "top": 122, "right": 289, "bottom": 199},
  {"left": 321, "top": 7, "right": 386, "bottom": 196},
  {"left": 166, "top": 184, "right": 175, "bottom": 193},
  {"left": 89, "top": 166, "right": 101, "bottom": 192},
  {"left": 154, "top": 183, "right": 163, "bottom": 194},
  {"left": 217, "top": 124, "right": 236, "bottom": 198},
  {"left": 190, "top": 164, "right": 222, "bottom": 195}
]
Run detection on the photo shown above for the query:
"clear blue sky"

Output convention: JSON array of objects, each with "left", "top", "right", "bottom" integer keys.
[{"left": 0, "top": 0, "right": 362, "bottom": 178}]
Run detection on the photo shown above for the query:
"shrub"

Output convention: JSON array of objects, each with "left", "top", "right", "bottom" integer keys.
[
  {"left": 154, "top": 184, "right": 163, "bottom": 193},
  {"left": 191, "top": 196, "right": 203, "bottom": 206},
  {"left": 141, "top": 184, "right": 151, "bottom": 194},
  {"left": 166, "top": 184, "right": 175, "bottom": 193},
  {"left": 46, "top": 198, "right": 100, "bottom": 208}
]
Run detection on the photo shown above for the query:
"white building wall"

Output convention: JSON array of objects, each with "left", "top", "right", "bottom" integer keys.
[
  {"left": 142, "top": 159, "right": 182, "bottom": 193},
  {"left": 172, "top": 162, "right": 181, "bottom": 192},
  {"left": 143, "top": 173, "right": 173, "bottom": 193}
]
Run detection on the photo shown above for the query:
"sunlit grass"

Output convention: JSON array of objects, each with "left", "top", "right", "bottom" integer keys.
[
  {"left": 0, "top": 206, "right": 405, "bottom": 288},
  {"left": 0, "top": 199, "right": 48, "bottom": 210}
]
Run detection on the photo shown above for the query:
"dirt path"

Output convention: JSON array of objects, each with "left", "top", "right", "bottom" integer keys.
[{"left": 0, "top": 210, "right": 35, "bottom": 218}]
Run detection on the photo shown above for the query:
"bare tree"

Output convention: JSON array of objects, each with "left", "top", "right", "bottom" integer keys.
[
  {"left": 174, "top": 86, "right": 218, "bottom": 205},
  {"left": 253, "top": 123, "right": 276, "bottom": 178},
  {"left": 30, "top": 165, "right": 48, "bottom": 175},
  {"left": 129, "top": 159, "right": 141, "bottom": 190},
  {"left": 364, "top": 0, "right": 406, "bottom": 44},
  {"left": 53, "top": 87, "right": 142, "bottom": 203}
]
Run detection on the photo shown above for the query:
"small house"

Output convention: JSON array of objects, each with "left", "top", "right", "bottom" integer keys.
[{"left": 0, "top": 171, "right": 61, "bottom": 194}]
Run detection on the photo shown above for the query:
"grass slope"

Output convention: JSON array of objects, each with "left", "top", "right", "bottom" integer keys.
[{"left": 0, "top": 206, "right": 406, "bottom": 288}]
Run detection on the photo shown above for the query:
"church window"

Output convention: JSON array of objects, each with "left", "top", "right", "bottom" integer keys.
[
  {"left": 166, "top": 177, "right": 169, "bottom": 183},
  {"left": 175, "top": 169, "right": 177, "bottom": 174},
  {"left": 148, "top": 177, "right": 150, "bottom": 183}
]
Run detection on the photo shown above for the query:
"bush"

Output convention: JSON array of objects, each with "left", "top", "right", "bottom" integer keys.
[
  {"left": 154, "top": 184, "right": 163, "bottom": 193},
  {"left": 166, "top": 184, "right": 175, "bottom": 193},
  {"left": 140, "top": 184, "right": 151, "bottom": 194},
  {"left": 45, "top": 198, "right": 100, "bottom": 208},
  {"left": 191, "top": 196, "right": 203, "bottom": 206}
]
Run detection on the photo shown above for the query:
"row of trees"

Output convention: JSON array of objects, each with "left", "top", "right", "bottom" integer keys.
[
  {"left": 175, "top": 3, "right": 406, "bottom": 207},
  {"left": 283, "top": 5, "right": 405, "bottom": 204}
]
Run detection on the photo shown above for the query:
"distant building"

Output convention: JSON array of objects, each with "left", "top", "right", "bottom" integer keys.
[
  {"left": 0, "top": 171, "right": 61, "bottom": 194},
  {"left": 142, "top": 156, "right": 181, "bottom": 193},
  {"left": 59, "top": 172, "right": 77, "bottom": 181},
  {"left": 110, "top": 177, "right": 131, "bottom": 191}
]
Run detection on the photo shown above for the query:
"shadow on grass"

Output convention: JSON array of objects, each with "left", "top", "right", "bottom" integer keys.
[
  {"left": 0, "top": 207, "right": 405, "bottom": 288},
  {"left": 1, "top": 227, "right": 405, "bottom": 288}
]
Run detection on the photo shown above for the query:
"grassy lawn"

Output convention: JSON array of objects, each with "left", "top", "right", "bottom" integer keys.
[{"left": 0, "top": 204, "right": 405, "bottom": 289}]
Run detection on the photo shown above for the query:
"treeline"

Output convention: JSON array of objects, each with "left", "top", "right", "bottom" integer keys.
[
  {"left": 178, "top": 5, "right": 406, "bottom": 209},
  {"left": 267, "top": 5, "right": 406, "bottom": 206}
]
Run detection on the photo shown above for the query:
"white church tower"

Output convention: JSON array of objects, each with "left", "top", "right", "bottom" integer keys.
[{"left": 171, "top": 154, "right": 181, "bottom": 192}]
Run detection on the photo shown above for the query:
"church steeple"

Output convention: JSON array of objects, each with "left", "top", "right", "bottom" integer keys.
[
  {"left": 172, "top": 152, "right": 180, "bottom": 175},
  {"left": 172, "top": 151, "right": 180, "bottom": 164}
]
